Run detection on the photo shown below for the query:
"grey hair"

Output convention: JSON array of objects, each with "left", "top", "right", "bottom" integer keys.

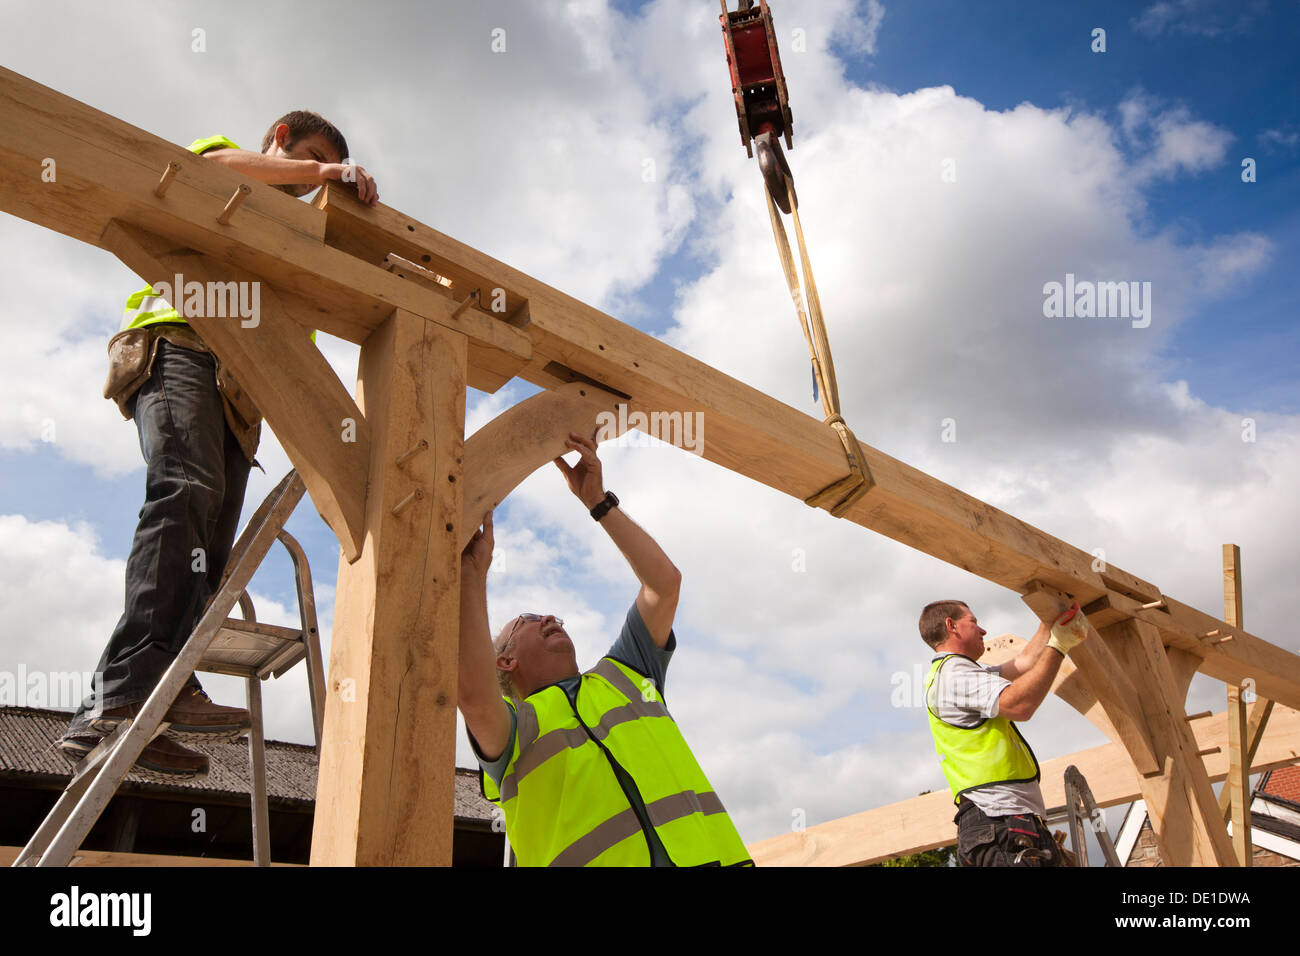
[{"left": 492, "top": 617, "right": 520, "bottom": 699}]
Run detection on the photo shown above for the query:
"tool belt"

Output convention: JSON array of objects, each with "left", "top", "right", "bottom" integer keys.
[{"left": 104, "top": 324, "right": 261, "bottom": 462}]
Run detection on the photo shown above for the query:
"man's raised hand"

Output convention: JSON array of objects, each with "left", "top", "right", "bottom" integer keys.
[
  {"left": 462, "top": 510, "right": 495, "bottom": 577},
  {"left": 553, "top": 428, "right": 605, "bottom": 509}
]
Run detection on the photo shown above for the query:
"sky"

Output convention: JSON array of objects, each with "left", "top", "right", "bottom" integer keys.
[{"left": 0, "top": 0, "right": 1297, "bottom": 858}]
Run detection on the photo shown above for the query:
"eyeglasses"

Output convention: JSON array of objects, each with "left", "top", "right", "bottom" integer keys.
[{"left": 500, "top": 613, "right": 563, "bottom": 655}]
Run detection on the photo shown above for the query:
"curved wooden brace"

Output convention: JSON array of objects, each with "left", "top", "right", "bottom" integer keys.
[{"left": 460, "top": 383, "right": 629, "bottom": 549}]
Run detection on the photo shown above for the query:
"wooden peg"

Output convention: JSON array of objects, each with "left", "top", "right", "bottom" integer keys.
[
  {"left": 154, "top": 161, "right": 180, "bottom": 198},
  {"left": 217, "top": 183, "right": 252, "bottom": 225},
  {"left": 1203, "top": 629, "right": 1219, "bottom": 639},
  {"left": 391, "top": 489, "right": 423, "bottom": 515},
  {"left": 1184, "top": 710, "right": 1212, "bottom": 721},
  {"left": 1197, "top": 746, "right": 1222, "bottom": 757},
  {"left": 1212, "top": 635, "right": 1234, "bottom": 645},
  {"left": 1139, "top": 599, "right": 1166, "bottom": 610},
  {"left": 451, "top": 290, "right": 480, "bottom": 319},
  {"left": 396, "top": 439, "right": 429, "bottom": 466}
]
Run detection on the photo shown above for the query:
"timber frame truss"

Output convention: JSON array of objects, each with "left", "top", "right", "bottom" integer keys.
[{"left": 2, "top": 66, "right": 1296, "bottom": 866}]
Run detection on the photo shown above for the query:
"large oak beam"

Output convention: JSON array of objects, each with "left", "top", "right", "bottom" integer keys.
[
  {"left": 311, "top": 310, "right": 466, "bottom": 865},
  {"left": 747, "top": 704, "right": 1300, "bottom": 866},
  {"left": 1099, "top": 618, "right": 1236, "bottom": 866},
  {"left": 313, "top": 186, "right": 1300, "bottom": 711}
]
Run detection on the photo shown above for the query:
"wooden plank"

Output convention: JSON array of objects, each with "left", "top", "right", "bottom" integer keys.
[
  {"left": 1022, "top": 583, "right": 1160, "bottom": 774},
  {"left": 1099, "top": 618, "right": 1237, "bottom": 866},
  {"left": 747, "top": 703, "right": 1300, "bottom": 867},
  {"left": 1220, "top": 699, "right": 1275, "bottom": 819},
  {"left": 310, "top": 310, "right": 466, "bottom": 865},
  {"left": 0, "top": 846, "right": 301, "bottom": 867},
  {"left": 460, "top": 383, "right": 628, "bottom": 549},
  {"left": 100, "top": 219, "right": 369, "bottom": 562},
  {"left": 1227, "top": 685, "right": 1251, "bottom": 865},
  {"left": 1222, "top": 543, "right": 1251, "bottom": 865},
  {"left": 0, "top": 66, "right": 530, "bottom": 392}
]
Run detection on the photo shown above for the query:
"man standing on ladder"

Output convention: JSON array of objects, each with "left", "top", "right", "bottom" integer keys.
[
  {"left": 457, "top": 430, "right": 752, "bottom": 866},
  {"left": 919, "top": 599, "right": 1089, "bottom": 866},
  {"left": 59, "top": 115, "right": 378, "bottom": 780}
]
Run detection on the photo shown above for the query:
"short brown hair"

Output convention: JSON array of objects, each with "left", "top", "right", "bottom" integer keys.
[
  {"left": 919, "top": 600, "right": 970, "bottom": 650},
  {"left": 261, "top": 110, "right": 349, "bottom": 162}
]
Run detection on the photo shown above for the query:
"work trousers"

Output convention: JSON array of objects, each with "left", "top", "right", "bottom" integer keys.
[
  {"left": 955, "top": 801, "right": 1066, "bottom": 867},
  {"left": 69, "top": 341, "right": 252, "bottom": 733}
]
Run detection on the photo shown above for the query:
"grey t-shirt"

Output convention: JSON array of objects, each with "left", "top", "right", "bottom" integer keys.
[
  {"left": 928, "top": 655, "right": 1046, "bottom": 818},
  {"left": 473, "top": 602, "right": 674, "bottom": 785}
]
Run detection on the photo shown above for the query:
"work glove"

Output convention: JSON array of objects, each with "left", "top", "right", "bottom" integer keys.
[{"left": 1048, "top": 603, "right": 1088, "bottom": 656}]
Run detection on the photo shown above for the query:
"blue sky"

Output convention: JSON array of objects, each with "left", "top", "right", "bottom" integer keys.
[{"left": 1, "top": 0, "right": 1297, "bottom": 853}]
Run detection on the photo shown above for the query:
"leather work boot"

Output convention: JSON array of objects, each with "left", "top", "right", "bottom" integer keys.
[
  {"left": 90, "top": 686, "right": 252, "bottom": 743},
  {"left": 59, "top": 733, "right": 209, "bottom": 783}
]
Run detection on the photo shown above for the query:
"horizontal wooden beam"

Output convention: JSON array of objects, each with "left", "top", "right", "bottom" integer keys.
[
  {"left": 748, "top": 703, "right": 1300, "bottom": 867},
  {"left": 0, "top": 65, "right": 530, "bottom": 394},
  {"left": 313, "top": 187, "right": 1300, "bottom": 710}
]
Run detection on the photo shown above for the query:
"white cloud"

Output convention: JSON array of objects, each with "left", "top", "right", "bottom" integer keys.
[
  {"left": 1, "top": 1, "right": 1295, "bottom": 852},
  {"left": 1133, "top": 0, "right": 1267, "bottom": 38},
  {"left": 1119, "top": 89, "right": 1233, "bottom": 181}
]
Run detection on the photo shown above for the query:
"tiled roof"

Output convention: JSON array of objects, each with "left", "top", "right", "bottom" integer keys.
[{"left": 0, "top": 707, "right": 495, "bottom": 821}]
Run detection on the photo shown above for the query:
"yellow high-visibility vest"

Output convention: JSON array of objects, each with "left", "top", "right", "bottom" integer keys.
[
  {"left": 925, "top": 654, "right": 1040, "bottom": 803},
  {"left": 483, "top": 657, "right": 752, "bottom": 867},
  {"left": 121, "top": 136, "right": 241, "bottom": 330}
]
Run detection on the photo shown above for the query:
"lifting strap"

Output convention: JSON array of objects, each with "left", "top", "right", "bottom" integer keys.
[{"left": 763, "top": 170, "right": 873, "bottom": 517}]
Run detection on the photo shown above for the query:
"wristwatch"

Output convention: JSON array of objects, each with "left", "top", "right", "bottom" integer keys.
[{"left": 590, "top": 490, "right": 619, "bottom": 522}]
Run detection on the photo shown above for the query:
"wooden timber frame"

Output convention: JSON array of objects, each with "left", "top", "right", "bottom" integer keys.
[{"left": 3, "top": 66, "right": 1299, "bottom": 866}]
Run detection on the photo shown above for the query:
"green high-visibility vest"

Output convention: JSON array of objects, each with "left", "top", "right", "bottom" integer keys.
[
  {"left": 925, "top": 654, "right": 1040, "bottom": 804},
  {"left": 122, "top": 136, "right": 242, "bottom": 331},
  {"left": 482, "top": 657, "right": 752, "bottom": 867}
]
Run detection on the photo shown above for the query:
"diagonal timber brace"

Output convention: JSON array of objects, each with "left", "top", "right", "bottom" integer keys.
[{"left": 100, "top": 219, "right": 370, "bottom": 561}]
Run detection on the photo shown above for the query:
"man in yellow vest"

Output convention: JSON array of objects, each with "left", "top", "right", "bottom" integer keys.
[
  {"left": 920, "top": 599, "right": 1088, "bottom": 866},
  {"left": 458, "top": 429, "right": 752, "bottom": 866},
  {"left": 59, "top": 115, "right": 378, "bottom": 780}
]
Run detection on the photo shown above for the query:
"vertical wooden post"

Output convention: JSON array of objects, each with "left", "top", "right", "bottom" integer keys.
[
  {"left": 1222, "top": 543, "right": 1252, "bottom": 866},
  {"left": 310, "top": 309, "right": 467, "bottom": 865},
  {"left": 1099, "top": 618, "right": 1237, "bottom": 866}
]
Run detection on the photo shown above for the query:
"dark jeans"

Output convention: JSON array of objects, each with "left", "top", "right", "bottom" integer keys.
[
  {"left": 955, "top": 801, "right": 1066, "bottom": 867},
  {"left": 69, "top": 341, "right": 251, "bottom": 733}
]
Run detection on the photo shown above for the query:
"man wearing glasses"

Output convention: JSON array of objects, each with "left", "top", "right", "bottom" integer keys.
[{"left": 457, "top": 429, "right": 751, "bottom": 866}]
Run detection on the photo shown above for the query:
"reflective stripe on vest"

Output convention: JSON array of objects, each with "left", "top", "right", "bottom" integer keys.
[
  {"left": 483, "top": 657, "right": 751, "bottom": 867},
  {"left": 925, "top": 654, "right": 1041, "bottom": 804},
  {"left": 122, "top": 136, "right": 242, "bottom": 331}
]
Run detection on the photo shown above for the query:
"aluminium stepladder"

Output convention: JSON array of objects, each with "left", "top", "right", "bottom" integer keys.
[{"left": 14, "top": 469, "right": 325, "bottom": 867}]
